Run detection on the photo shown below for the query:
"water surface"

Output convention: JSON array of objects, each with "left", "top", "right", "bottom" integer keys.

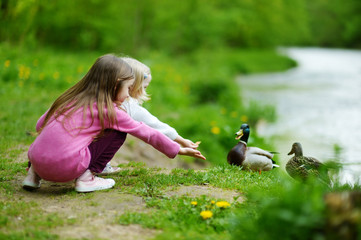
[{"left": 238, "top": 47, "right": 361, "bottom": 184}]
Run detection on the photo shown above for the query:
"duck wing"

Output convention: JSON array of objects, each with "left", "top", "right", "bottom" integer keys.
[
  {"left": 246, "top": 147, "right": 274, "bottom": 159},
  {"left": 302, "top": 156, "right": 323, "bottom": 170},
  {"left": 286, "top": 157, "right": 309, "bottom": 179},
  {"left": 286, "top": 156, "right": 325, "bottom": 181}
]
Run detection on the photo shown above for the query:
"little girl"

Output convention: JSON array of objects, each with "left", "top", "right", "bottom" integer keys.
[
  {"left": 100, "top": 57, "right": 200, "bottom": 175},
  {"left": 23, "top": 54, "right": 205, "bottom": 192}
]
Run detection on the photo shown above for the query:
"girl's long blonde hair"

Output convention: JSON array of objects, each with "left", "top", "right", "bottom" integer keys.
[
  {"left": 121, "top": 57, "right": 150, "bottom": 104},
  {"left": 39, "top": 54, "right": 134, "bottom": 135}
]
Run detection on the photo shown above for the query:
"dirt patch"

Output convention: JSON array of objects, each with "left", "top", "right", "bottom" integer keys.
[
  {"left": 46, "top": 192, "right": 155, "bottom": 240},
  {"left": 165, "top": 185, "right": 244, "bottom": 203},
  {"left": 18, "top": 189, "right": 147, "bottom": 215},
  {"left": 10, "top": 137, "right": 215, "bottom": 239},
  {"left": 57, "top": 223, "right": 160, "bottom": 240},
  {"left": 14, "top": 182, "right": 156, "bottom": 240}
]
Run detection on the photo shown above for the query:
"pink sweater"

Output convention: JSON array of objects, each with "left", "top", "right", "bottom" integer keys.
[{"left": 28, "top": 103, "right": 180, "bottom": 182}]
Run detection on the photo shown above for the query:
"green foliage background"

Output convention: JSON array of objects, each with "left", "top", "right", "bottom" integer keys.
[
  {"left": 1, "top": 0, "right": 361, "bottom": 54},
  {"left": 1, "top": 0, "right": 360, "bottom": 164}
]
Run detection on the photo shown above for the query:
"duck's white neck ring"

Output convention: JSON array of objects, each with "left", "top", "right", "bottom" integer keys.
[{"left": 238, "top": 140, "right": 247, "bottom": 145}]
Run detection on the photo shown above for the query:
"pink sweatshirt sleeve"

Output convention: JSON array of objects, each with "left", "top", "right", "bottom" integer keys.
[{"left": 111, "top": 108, "right": 180, "bottom": 158}]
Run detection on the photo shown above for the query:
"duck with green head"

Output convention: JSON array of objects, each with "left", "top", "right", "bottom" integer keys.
[{"left": 227, "top": 124, "right": 279, "bottom": 172}]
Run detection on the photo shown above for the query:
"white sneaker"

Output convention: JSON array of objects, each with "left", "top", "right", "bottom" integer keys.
[
  {"left": 97, "top": 162, "right": 121, "bottom": 176},
  {"left": 75, "top": 170, "right": 115, "bottom": 193},
  {"left": 22, "top": 166, "right": 41, "bottom": 191}
]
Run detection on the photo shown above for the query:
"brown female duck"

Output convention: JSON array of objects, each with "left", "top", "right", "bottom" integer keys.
[{"left": 286, "top": 142, "right": 329, "bottom": 183}]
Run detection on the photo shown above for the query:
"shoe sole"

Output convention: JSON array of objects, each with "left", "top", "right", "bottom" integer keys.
[
  {"left": 75, "top": 181, "right": 115, "bottom": 193},
  {"left": 22, "top": 184, "right": 40, "bottom": 191}
]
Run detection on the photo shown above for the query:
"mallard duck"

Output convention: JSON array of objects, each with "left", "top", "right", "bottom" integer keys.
[
  {"left": 286, "top": 142, "right": 329, "bottom": 182},
  {"left": 227, "top": 124, "right": 279, "bottom": 172}
]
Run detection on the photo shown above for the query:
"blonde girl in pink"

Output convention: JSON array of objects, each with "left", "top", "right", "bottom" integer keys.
[{"left": 23, "top": 54, "right": 206, "bottom": 192}]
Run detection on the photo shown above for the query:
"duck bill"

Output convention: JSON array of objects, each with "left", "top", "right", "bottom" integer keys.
[
  {"left": 287, "top": 149, "right": 294, "bottom": 155},
  {"left": 235, "top": 129, "right": 243, "bottom": 140}
]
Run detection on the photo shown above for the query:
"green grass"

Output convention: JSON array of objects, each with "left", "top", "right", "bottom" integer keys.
[
  {"left": 3, "top": 43, "right": 359, "bottom": 239},
  {"left": 113, "top": 163, "right": 283, "bottom": 239},
  {"left": 1, "top": 158, "right": 360, "bottom": 239},
  {"left": 0, "top": 200, "right": 62, "bottom": 239},
  {"left": 0, "top": 161, "right": 280, "bottom": 239},
  {"left": 111, "top": 163, "right": 360, "bottom": 240},
  {"left": 113, "top": 162, "right": 281, "bottom": 195},
  {"left": 118, "top": 196, "right": 235, "bottom": 239}
]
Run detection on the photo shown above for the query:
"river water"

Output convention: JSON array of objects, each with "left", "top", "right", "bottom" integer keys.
[{"left": 238, "top": 47, "right": 361, "bottom": 185}]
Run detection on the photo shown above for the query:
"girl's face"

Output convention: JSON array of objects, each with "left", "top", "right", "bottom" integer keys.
[
  {"left": 143, "top": 74, "right": 152, "bottom": 89},
  {"left": 115, "top": 79, "right": 134, "bottom": 104}
]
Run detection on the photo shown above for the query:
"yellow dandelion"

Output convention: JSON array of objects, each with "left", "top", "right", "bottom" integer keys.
[
  {"left": 4, "top": 60, "right": 10, "bottom": 68},
  {"left": 200, "top": 210, "right": 213, "bottom": 220},
  {"left": 18, "top": 65, "right": 30, "bottom": 80},
  {"left": 24, "top": 66, "right": 30, "bottom": 80},
  {"left": 18, "top": 65, "right": 25, "bottom": 79},
  {"left": 53, "top": 72, "right": 60, "bottom": 80},
  {"left": 241, "top": 115, "right": 248, "bottom": 122},
  {"left": 191, "top": 201, "right": 198, "bottom": 206},
  {"left": 216, "top": 201, "right": 231, "bottom": 208},
  {"left": 211, "top": 126, "right": 220, "bottom": 135},
  {"left": 211, "top": 200, "right": 215, "bottom": 204}
]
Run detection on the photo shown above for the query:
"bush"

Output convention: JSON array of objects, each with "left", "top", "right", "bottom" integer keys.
[{"left": 230, "top": 178, "right": 329, "bottom": 240}]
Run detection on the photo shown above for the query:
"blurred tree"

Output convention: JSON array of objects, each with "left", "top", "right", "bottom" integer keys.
[
  {"left": 0, "top": 0, "right": 360, "bottom": 52},
  {"left": 306, "top": 0, "right": 361, "bottom": 48}
]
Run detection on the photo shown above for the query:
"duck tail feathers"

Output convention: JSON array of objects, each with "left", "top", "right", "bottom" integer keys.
[
  {"left": 269, "top": 151, "right": 280, "bottom": 154},
  {"left": 323, "top": 160, "right": 342, "bottom": 170},
  {"left": 272, "top": 164, "right": 280, "bottom": 168}
]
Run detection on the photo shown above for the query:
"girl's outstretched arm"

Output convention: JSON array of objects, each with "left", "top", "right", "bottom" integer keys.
[
  {"left": 123, "top": 99, "right": 201, "bottom": 148},
  {"left": 122, "top": 98, "right": 178, "bottom": 140},
  {"left": 178, "top": 147, "right": 206, "bottom": 160}
]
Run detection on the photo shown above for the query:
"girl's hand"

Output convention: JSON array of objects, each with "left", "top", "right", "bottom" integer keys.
[
  {"left": 179, "top": 147, "right": 206, "bottom": 160},
  {"left": 175, "top": 136, "right": 201, "bottom": 149}
]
